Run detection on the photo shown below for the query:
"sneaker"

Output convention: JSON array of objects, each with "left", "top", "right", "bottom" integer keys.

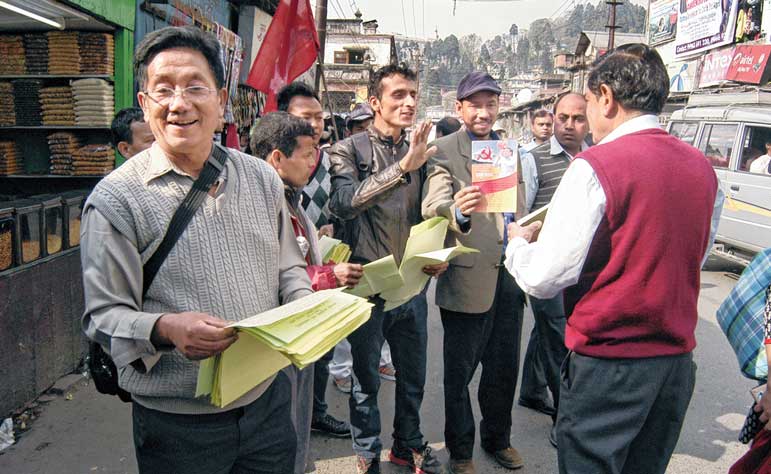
[
  {"left": 378, "top": 363, "right": 396, "bottom": 381},
  {"left": 334, "top": 376, "right": 353, "bottom": 393},
  {"left": 389, "top": 441, "right": 444, "bottom": 474},
  {"left": 311, "top": 413, "right": 351, "bottom": 438},
  {"left": 356, "top": 456, "right": 381, "bottom": 474}
]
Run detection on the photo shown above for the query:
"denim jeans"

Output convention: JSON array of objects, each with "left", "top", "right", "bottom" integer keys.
[
  {"left": 347, "top": 290, "right": 428, "bottom": 458},
  {"left": 440, "top": 269, "right": 525, "bottom": 460}
]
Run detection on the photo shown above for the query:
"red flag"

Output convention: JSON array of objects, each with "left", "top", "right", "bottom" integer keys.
[{"left": 246, "top": 0, "right": 319, "bottom": 112}]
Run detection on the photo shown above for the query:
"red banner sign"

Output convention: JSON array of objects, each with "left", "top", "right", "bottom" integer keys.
[{"left": 726, "top": 45, "right": 771, "bottom": 84}]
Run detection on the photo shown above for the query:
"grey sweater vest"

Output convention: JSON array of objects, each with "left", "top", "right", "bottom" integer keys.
[
  {"left": 86, "top": 147, "right": 285, "bottom": 414},
  {"left": 530, "top": 141, "right": 572, "bottom": 211}
]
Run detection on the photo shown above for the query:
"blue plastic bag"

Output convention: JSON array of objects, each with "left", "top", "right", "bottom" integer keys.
[{"left": 716, "top": 248, "right": 771, "bottom": 381}]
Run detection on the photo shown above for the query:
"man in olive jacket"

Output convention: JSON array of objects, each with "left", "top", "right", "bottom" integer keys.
[{"left": 422, "top": 72, "right": 527, "bottom": 474}]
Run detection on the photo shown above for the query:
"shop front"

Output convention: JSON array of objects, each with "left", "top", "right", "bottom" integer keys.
[{"left": 0, "top": 0, "right": 135, "bottom": 416}]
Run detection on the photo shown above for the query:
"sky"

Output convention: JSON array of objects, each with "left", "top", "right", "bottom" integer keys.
[{"left": 320, "top": 0, "right": 646, "bottom": 41}]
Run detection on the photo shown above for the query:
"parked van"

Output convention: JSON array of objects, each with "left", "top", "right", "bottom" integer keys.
[{"left": 667, "top": 87, "right": 771, "bottom": 264}]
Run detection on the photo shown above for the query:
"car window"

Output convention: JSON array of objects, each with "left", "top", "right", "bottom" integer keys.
[
  {"left": 739, "top": 125, "right": 771, "bottom": 175},
  {"left": 699, "top": 124, "right": 737, "bottom": 169},
  {"left": 669, "top": 121, "right": 699, "bottom": 145}
]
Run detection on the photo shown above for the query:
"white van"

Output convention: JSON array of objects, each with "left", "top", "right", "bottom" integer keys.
[{"left": 667, "top": 87, "right": 771, "bottom": 263}]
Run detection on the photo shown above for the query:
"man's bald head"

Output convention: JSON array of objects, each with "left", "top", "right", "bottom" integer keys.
[{"left": 553, "top": 93, "right": 588, "bottom": 156}]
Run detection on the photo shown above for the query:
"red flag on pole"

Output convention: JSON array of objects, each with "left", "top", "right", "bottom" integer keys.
[{"left": 246, "top": 0, "right": 319, "bottom": 112}]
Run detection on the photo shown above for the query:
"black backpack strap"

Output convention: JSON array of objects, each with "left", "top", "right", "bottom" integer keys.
[
  {"left": 351, "top": 131, "right": 373, "bottom": 181},
  {"left": 142, "top": 144, "right": 229, "bottom": 298}
]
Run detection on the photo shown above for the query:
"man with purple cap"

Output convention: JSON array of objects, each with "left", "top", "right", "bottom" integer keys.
[{"left": 423, "top": 72, "right": 527, "bottom": 474}]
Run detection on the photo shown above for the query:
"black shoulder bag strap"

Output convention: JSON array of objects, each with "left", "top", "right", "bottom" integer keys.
[
  {"left": 351, "top": 131, "right": 374, "bottom": 181},
  {"left": 142, "top": 143, "right": 229, "bottom": 297}
]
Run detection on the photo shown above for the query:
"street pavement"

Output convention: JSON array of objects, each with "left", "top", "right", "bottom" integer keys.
[{"left": 0, "top": 259, "right": 755, "bottom": 474}]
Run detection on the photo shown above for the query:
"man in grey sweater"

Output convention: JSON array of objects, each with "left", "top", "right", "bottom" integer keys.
[{"left": 81, "top": 26, "right": 313, "bottom": 474}]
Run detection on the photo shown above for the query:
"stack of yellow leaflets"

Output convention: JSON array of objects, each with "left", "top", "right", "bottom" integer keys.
[
  {"left": 318, "top": 235, "right": 351, "bottom": 264},
  {"left": 378, "top": 217, "right": 478, "bottom": 310},
  {"left": 196, "top": 289, "right": 373, "bottom": 408}
]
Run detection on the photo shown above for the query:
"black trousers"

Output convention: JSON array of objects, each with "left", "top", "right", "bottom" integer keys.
[
  {"left": 132, "top": 372, "right": 296, "bottom": 474},
  {"left": 557, "top": 351, "right": 696, "bottom": 474},
  {"left": 520, "top": 293, "right": 567, "bottom": 417},
  {"left": 440, "top": 268, "right": 525, "bottom": 460}
]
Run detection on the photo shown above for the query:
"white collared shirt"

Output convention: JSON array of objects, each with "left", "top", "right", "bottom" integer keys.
[{"left": 505, "top": 114, "right": 724, "bottom": 299}]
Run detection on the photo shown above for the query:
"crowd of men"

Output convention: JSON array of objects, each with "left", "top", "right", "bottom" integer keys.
[{"left": 84, "top": 25, "right": 723, "bottom": 474}]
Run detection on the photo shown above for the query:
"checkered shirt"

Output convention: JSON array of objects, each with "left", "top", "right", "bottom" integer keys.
[{"left": 301, "top": 149, "right": 332, "bottom": 228}]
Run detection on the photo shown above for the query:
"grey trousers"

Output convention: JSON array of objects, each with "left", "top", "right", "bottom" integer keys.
[
  {"left": 520, "top": 294, "right": 567, "bottom": 415},
  {"left": 556, "top": 351, "right": 696, "bottom": 474},
  {"left": 132, "top": 371, "right": 296, "bottom": 474},
  {"left": 285, "top": 364, "right": 314, "bottom": 474}
]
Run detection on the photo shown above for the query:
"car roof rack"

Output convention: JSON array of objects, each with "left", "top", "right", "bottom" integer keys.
[{"left": 686, "top": 86, "right": 771, "bottom": 107}]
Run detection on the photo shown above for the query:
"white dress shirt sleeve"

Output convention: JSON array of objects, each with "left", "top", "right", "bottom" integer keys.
[{"left": 504, "top": 159, "right": 607, "bottom": 298}]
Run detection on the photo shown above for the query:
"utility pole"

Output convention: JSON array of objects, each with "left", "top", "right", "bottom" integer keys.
[
  {"left": 314, "top": 0, "right": 328, "bottom": 92},
  {"left": 606, "top": 0, "right": 622, "bottom": 51}
]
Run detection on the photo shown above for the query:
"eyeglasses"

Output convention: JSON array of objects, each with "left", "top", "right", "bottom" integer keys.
[{"left": 143, "top": 86, "right": 216, "bottom": 105}]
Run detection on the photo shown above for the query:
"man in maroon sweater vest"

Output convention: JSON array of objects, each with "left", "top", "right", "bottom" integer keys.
[{"left": 504, "top": 44, "right": 722, "bottom": 474}]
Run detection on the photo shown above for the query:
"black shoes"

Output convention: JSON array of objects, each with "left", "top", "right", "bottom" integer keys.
[
  {"left": 311, "top": 413, "right": 351, "bottom": 438},
  {"left": 517, "top": 396, "right": 556, "bottom": 417}
]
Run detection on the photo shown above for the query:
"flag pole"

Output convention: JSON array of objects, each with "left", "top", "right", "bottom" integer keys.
[
  {"left": 318, "top": 58, "right": 341, "bottom": 142},
  {"left": 314, "top": 0, "right": 328, "bottom": 92}
]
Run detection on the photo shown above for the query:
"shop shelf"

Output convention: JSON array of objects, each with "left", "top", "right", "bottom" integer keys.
[{"left": 0, "top": 75, "right": 113, "bottom": 81}]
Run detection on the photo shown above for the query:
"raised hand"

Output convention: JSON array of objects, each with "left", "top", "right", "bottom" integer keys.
[{"left": 399, "top": 120, "right": 438, "bottom": 173}]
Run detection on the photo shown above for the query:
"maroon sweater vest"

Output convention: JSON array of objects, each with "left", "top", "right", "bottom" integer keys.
[{"left": 564, "top": 128, "right": 717, "bottom": 359}]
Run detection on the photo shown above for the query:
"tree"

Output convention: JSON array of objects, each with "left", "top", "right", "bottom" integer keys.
[
  {"left": 517, "top": 36, "right": 531, "bottom": 72},
  {"left": 479, "top": 45, "right": 492, "bottom": 72}
]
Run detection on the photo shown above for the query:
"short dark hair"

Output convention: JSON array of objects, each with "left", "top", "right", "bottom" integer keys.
[
  {"left": 250, "top": 112, "right": 315, "bottom": 160},
  {"left": 134, "top": 26, "right": 225, "bottom": 90},
  {"left": 587, "top": 43, "right": 669, "bottom": 114},
  {"left": 436, "top": 116, "right": 461, "bottom": 137},
  {"left": 368, "top": 63, "right": 417, "bottom": 99},
  {"left": 111, "top": 107, "right": 144, "bottom": 146},
  {"left": 277, "top": 82, "right": 320, "bottom": 112},
  {"left": 531, "top": 109, "right": 553, "bottom": 123},
  {"left": 552, "top": 92, "right": 586, "bottom": 114}
]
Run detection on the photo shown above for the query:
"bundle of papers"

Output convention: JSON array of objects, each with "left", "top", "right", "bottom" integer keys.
[
  {"left": 196, "top": 289, "right": 373, "bottom": 408},
  {"left": 345, "top": 217, "right": 478, "bottom": 310},
  {"left": 318, "top": 235, "right": 351, "bottom": 264},
  {"left": 345, "top": 255, "right": 403, "bottom": 298}
]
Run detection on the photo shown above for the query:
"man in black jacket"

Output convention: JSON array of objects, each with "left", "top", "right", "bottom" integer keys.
[{"left": 328, "top": 64, "right": 446, "bottom": 474}]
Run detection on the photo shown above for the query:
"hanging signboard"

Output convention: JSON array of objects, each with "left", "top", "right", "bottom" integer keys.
[
  {"left": 698, "top": 46, "right": 736, "bottom": 86},
  {"left": 667, "top": 59, "right": 700, "bottom": 91},
  {"left": 649, "top": 0, "right": 680, "bottom": 45},
  {"left": 675, "top": 0, "right": 738, "bottom": 57},
  {"left": 726, "top": 44, "right": 771, "bottom": 83}
]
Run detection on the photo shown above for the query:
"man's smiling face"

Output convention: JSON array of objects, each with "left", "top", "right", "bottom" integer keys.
[{"left": 138, "top": 47, "right": 226, "bottom": 158}]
